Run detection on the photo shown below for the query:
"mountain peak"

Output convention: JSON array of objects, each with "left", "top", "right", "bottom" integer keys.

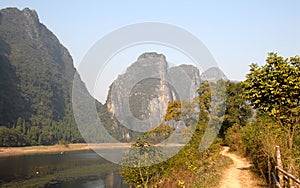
[
  {"left": 1, "top": 7, "right": 39, "bottom": 21},
  {"left": 137, "top": 52, "right": 166, "bottom": 61},
  {"left": 22, "top": 8, "right": 39, "bottom": 22},
  {"left": 201, "top": 67, "right": 227, "bottom": 82}
]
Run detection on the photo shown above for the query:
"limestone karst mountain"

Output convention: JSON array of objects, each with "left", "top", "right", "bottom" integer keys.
[{"left": 106, "top": 52, "right": 201, "bottom": 134}]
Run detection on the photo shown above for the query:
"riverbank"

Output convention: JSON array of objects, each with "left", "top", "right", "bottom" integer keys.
[{"left": 0, "top": 143, "right": 132, "bottom": 157}]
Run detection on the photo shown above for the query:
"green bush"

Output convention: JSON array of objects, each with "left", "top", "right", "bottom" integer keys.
[{"left": 224, "top": 124, "right": 243, "bottom": 153}]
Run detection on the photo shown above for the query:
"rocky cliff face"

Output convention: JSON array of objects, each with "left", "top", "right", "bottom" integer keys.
[
  {"left": 106, "top": 52, "right": 200, "bottom": 133},
  {"left": 168, "top": 64, "right": 201, "bottom": 100}
]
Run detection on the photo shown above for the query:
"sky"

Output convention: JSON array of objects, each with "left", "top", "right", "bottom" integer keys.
[{"left": 1, "top": 1, "right": 300, "bottom": 102}]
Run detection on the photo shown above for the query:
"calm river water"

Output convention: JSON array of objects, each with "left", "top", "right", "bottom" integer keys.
[{"left": 0, "top": 149, "right": 129, "bottom": 187}]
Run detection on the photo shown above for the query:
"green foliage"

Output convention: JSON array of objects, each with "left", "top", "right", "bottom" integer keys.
[
  {"left": 119, "top": 121, "right": 230, "bottom": 187},
  {"left": 243, "top": 52, "right": 300, "bottom": 124},
  {"left": 164, "top": 101, "right": 197, "bottom": 127},
  {"left": 157, "top": 136, "right": 231, "bottom": 188},
  {"left": 224, "top": 124, "right": 243, "bottom": 152},
  {"left": 241, "top": 53, "right": 300, "bottom": 184},
  {"left": 0, "top": 105, "right": 84, "bottom": 146},
  {"left": 58, "top": 140, "right": 70, "bottom": 147},
  {"left": 164, "top": 101, "right": 183, "bottom": 122},
  {"left": 241, "top": 114, "right": 281, "bottom": 182},
  {"left": 195, "top": 80, "right": 252, "bottom": 139},
  {"left": 0, "top": 126, "right": 28, "bottom": 146},
  {"left": 119, "top": 138, "right": 167, "bottom": 187},
  {"left": 143, "top": 124, "right": 174, "bottom": 144},
  {"left": 195, "top": 81, "right": 212, "bottom": 123},
  {"left": 220, "top": 81, "right": 253, "bottom": 137},
  {"left": 0, "top": 8, "right": 88, "bottom": 146}
]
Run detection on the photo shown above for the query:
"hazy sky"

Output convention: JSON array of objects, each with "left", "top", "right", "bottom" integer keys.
[{"left": 1, "top": 1, "right": 300, "bottom": 102}]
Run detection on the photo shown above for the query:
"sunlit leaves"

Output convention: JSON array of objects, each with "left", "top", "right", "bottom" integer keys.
[{"left": 243, "top": 52, "right": 300, "bottom": 124}]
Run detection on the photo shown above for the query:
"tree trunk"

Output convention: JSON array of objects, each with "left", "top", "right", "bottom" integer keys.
[{"left": 276, "top": 146, "right": 284, "bottom": 187}]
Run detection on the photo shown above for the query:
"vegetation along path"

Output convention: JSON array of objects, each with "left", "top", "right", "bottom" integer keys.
[{"left": 219, "top": 147, "right": 265, "bottom": 188}]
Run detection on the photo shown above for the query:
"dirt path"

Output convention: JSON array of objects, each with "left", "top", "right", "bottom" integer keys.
[{"left": 219, "top": 147, "right": 264, "bottom": 188}]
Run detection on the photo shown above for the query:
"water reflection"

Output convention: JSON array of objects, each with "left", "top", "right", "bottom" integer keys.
[
  {"left": 83, "top": 179, "right": 105, "bottom": 188},
  {"left": 56, "top": 171, "right": 126, "bottom": 188},
  {"left": 105, "top": 171, "right": 123, "bottom": 188},
  {"left": 0, "top": 150, "right": 128, "bottom": 187}
]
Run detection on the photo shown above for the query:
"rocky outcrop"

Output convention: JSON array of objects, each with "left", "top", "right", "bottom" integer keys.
[
  {"left": 168, "top": 64, "right": 201, "bottom": 101},
  {"left": 106, "top": 52, "right": 201, "bottom": 133}
]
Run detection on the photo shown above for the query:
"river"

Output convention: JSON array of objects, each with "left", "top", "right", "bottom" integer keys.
[{"left": 0, "top": 149, "right": 129, "bottom": 187}]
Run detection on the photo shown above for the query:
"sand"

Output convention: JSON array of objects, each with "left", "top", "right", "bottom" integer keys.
[{"left": 0, "top": 143, "right": 132, "bottom": 157}]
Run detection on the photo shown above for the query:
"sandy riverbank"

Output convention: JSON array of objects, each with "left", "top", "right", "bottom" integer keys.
[{"left": 0, "top": 143, "right": 132, "bottom": 157}]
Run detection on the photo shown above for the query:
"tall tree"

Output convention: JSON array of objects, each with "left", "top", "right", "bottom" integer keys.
[
  {"left": 243, "top": 52, "right": 300, "bottom": 177},
  {"left": 220, "top": 81, "right": 253, "bottom": 137}
]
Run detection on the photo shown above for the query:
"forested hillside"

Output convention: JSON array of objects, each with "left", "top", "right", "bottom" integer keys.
[{"left": 0, "top": 8, "right": 88, "bottom": 146}]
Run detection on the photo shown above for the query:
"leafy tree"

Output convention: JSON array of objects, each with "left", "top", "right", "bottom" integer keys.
[
  {"left": 244, "top": 53, "right": 300, "bottom": 124},
  {"left": 220, "top": 81, "right": 253, "bottom": 137},
  {"left": 164, "top": 101, "right": 183, "bottom": 122},
  {"left": 243, "top": 52, "right": 300, "bottom": 180},
  {"left": 195, "top": 81, "right": 212, "bottom": 123}
]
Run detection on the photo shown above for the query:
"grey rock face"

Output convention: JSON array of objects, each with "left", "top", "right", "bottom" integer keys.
[
  {"left": 200, "top": 67, "right": 228, "bottom": 82},
  {"left": 106, "top": 52, "right": 201, "bottom": 132}
]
